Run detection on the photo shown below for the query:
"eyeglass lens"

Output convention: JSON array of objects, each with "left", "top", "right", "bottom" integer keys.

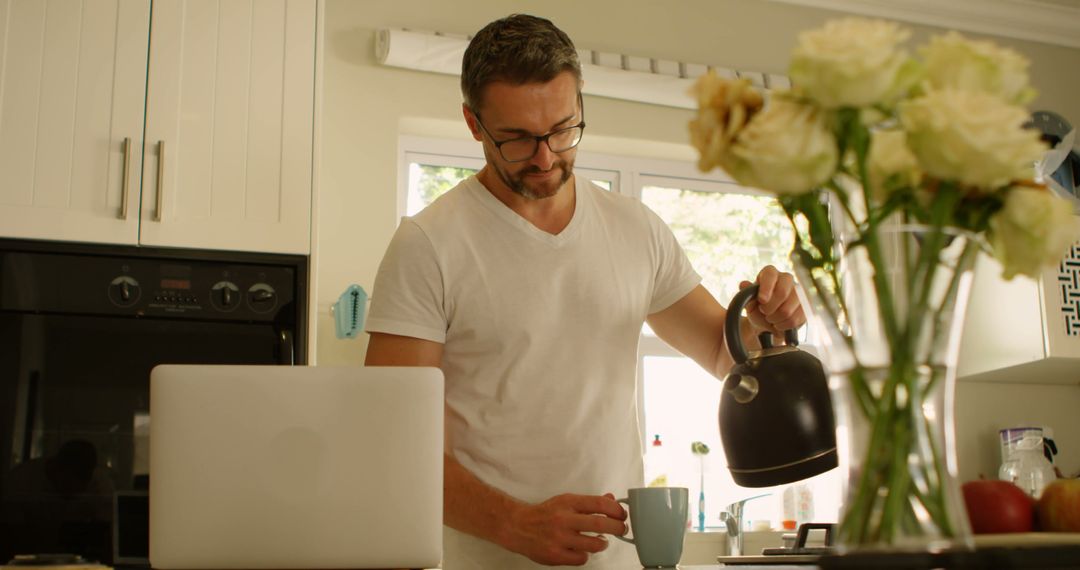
[{"left": 499, "top": 126, "right": 584, "bottom": 162}]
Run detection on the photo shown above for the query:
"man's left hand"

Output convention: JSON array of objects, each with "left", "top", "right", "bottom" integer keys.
[{"left": 738, "top": 265, "right": 806, "bottom": 336}]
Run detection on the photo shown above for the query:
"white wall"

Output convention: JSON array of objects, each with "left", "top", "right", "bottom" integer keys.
[
  {"left": 956, "top": 381, "right": 1080, "bottom": 482},
  {"left": 316, "top": 0, "right": 1080, "bottom": 481}
]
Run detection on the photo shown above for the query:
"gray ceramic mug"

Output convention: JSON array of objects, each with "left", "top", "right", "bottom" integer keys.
[{"left": 614, "top": 487, "right": 688, "bottom": 568}]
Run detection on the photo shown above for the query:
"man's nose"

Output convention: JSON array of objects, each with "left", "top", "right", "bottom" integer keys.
[{"left": 529, "top": 140, "right": 557, "bottom": 171}]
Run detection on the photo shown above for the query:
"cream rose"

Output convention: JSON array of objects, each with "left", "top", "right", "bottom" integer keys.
[
  {"left": 689, "top": 73, "right": 764, "bottom": 172},
  {"left": 789, "top": 18, "right": 920, "bottom": 109},
  {"left": 989, "top": 186, "right": 1080, "bottom": 280},
  {"left": 868, "top": 129, "right": 921, "bottom": 201},
  {"left": 919, "top": 32, "right": 1036, "bottom": 105},
  {"left": 900, "top": 89, "right": 1046, "bottom": 189},
  {"left": 722, "top": 97, "right": 838, "bottom": 195}
]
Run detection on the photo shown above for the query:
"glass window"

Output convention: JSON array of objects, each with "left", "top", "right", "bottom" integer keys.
[
  {"left": 639, "top": 179, "right": 839, "bottom": 530},
  {"left": 641, "top": 183, "right": 795, "bottom": 307},
  {"left": 406, "top": 163, "right": 479, "bottom": 216}
]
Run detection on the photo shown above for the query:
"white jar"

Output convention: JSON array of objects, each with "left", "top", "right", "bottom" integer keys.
[{"left": 998, "top": 428, "right": 1056, "bottom": 498}]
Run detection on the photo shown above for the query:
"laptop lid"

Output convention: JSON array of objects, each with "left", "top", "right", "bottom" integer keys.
[{"left": 148, "top": 365, "right": 443, "bottom": 569}]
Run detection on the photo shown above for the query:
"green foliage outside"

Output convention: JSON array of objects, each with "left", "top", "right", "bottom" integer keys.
[
  {"left": 416, "top": 165, "right": 477, "bottom": 207},
  {"left": 642, "top": 186, "right": 794, "bottom": 304}
]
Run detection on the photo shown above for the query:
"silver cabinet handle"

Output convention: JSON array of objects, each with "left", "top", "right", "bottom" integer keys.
[
  {"left": 155, "top": 140, "right": 165, "bottom": 222},
  {"left": 119, "top": 137, "right": 132, "bottom": 220}
]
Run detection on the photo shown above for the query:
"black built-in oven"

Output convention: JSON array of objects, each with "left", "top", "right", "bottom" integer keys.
[{"left": 0, "top": 239, "right": 307, "bottom": 565}]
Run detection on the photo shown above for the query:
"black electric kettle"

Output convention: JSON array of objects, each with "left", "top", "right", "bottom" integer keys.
[{"left": 719, "top": 283, "right": 838, "bottom": 487}]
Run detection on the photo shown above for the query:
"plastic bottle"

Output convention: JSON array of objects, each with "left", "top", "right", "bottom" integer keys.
[
  {"left": 795, "top": 483, "right": 815, "bottom": 526},
  {"left": 999, "top": 428, "right": 1056, "bottom": 498},
  {"left": 781, "top": 483, "right": 814, "bottom": 529},
  {"left": 782, "top": 486, "right": 798, "bottom": 530},
  {"left": 645, "top": 434, "right": 669, "bottom": 487}
]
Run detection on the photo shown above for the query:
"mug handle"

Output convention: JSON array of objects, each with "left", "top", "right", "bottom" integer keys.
[{"left": 614, "top": 498, "right": 634, "bottom": 544}]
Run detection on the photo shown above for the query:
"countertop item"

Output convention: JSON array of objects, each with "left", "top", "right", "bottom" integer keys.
[
  {"left": 972, "top": 532, "right": 1080, "bottom": 547},
  {"left": 1, "top": 555, "right": 110, "bottom": 570},
  {"left": 817, "top": 544, "right": 1080, "bottom": 569},
  {"left": 716, "top": 553, "right": 821, "bottom": 565},
  {"left": 690, "top": 566, "right": 810, "bottom": 569},
  {"left": 710, "top": 541, "right": 1080, "bottom": 569}
]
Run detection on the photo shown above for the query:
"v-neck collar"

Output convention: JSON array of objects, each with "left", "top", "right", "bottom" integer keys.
[{"left": 466, "top": 176, "right": 586, "bottom": 247}]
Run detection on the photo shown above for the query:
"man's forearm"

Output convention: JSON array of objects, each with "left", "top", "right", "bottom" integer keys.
[{"left": 443, "top": 453, "right": 523, "bottom": 549}]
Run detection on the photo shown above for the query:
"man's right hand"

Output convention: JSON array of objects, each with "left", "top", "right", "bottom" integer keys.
[{"left": 500, "top": 493, "right": 628, "bottom": 566}]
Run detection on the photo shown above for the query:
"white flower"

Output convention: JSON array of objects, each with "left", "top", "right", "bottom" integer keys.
[
  {"left": 900, "top": 89, "right": 1046, "bottom": 189},
  {"left": 723, "top": 97, "right": 838, "bottom": 195},
  {"left": 789, "top": 18, "right": 920, "bottom": 109},
  {"left": 989, "top": 186, "right": 1080, "bottom": 280},
  {"left": 920, "top": 32, "right": 1036, "bottom": 105},
  {"left": 868, "top": 129, "right": 921, "bottom": 201},
  {"left": 688, "top": 73, "right": 764, "bottom": 172}
]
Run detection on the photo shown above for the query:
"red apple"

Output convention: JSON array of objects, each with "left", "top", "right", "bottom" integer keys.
[
  {"left": 962, "top": 480, "right": 1035, "bottom": 534},
  {"left": 1036, "top": 478, "right": 1080, "bottom": 532}
]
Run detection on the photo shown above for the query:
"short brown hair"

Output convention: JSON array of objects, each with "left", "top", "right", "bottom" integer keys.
[{"left": 461, "top": 14, "right": 582, "bottom": 112}]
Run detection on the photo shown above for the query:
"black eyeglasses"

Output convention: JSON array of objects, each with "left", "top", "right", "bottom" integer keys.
[{"left": 474, "top": 101, "right": 586, "bottom": 163}]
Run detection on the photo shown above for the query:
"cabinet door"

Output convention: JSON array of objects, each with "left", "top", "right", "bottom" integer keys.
[
  {"left": 0, "top": 0, "right": 149, "bottom": 244},
  {"left": 140, "top": 0, "right": 315, "bottom": 254}
]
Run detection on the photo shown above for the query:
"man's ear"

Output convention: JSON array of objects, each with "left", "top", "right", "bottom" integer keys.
[{"left": 462, "top": 104, "right": 483, "bottom": 142}]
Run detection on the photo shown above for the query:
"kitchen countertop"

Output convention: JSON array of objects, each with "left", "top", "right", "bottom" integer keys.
[
  {"left": 682, "top": 561, "right": 812, "bottom": 565},
  {"left": 676, "top": 543, "right": 1080, "bottom": 569}
]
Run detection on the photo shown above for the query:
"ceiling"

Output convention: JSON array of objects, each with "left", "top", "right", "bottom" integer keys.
[{"left": 766, "top": 0, "right": 1080, "bottom": 49}]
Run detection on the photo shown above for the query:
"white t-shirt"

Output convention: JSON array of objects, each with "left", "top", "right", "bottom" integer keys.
[{"left": 366, "top": 175, "right": 700, "bottom": 569}]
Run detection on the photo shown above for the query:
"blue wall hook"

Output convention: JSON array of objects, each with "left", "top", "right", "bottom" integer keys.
[{"left": 332, "top": 284, "right": 367, "bottom": 339}]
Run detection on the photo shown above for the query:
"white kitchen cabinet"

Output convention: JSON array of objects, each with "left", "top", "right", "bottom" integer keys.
[
  {"left": 957, "top": 234, "right": 1080, "bottom": 384},
  {"left": 0, "top": 0, "right": 149, "bottom": 245},
  {"left": 0, "top": 0, "right": 315, "bottom": 254}
]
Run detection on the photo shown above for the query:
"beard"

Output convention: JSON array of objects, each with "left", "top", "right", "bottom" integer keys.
[{"left": 485, "top": 148, "right": 575, "bottom": 200}]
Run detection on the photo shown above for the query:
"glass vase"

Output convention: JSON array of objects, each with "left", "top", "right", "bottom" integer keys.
[{"left": 792, "top": 223, "right": 978, "bottom": 552}]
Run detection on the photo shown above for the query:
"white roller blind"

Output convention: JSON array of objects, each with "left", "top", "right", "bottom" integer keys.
[{"left": 374, "top": 28, "right": 789, "bottom": 110}]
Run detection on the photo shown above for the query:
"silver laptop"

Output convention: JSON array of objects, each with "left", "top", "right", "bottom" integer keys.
[{"left": 149, "top": 365, "right": 444, "bottom": 569}]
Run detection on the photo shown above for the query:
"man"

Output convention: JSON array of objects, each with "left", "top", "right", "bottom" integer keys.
[{"left": 364, "top": 14, "right": 806, "bottom": 569}]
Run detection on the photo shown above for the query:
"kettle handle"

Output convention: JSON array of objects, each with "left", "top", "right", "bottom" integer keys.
[{"left": 725, "top": 284, "right": 801, "bottom": 365}]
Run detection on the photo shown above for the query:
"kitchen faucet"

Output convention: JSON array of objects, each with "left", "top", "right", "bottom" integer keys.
[{"left": 719, "top": 493, "right": 770, "bottom": 557}]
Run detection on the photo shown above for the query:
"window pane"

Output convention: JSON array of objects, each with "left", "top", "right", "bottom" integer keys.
[
  {"left": 641, "top": 185, "right": 795, "bottom": 306},
  {"left": 643, "top": 355, "right": 731, "bottom": 528},
  {"left": 643, "top": 355, "right": 840, "bottom": 530},
  {"left": 640, "top": 183, "right": 839, "bottom": 530},
  {"left": 591, "top": 179, "right": 612, "bottom": 191},
  {"left": 407, "top": 163, "right": 479, "bottom": 215}
]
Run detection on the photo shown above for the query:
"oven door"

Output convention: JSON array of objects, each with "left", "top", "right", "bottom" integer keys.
[{"left": 0, "top": 311, "right": 295, "bottom": 564}]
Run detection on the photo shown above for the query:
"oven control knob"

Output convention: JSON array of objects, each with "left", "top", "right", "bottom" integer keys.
[
  {"left": 247, "top": 283, "right": 278, "bottom": 313},
  {"left": 108, "top": 276, "right": 141, "bottom": 307},
  {"left": 210, "top": 281, "right": 241, "bottom": 312}
]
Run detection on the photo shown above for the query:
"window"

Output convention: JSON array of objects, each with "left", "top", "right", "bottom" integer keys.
[
  {"left": 407, "top": 163, "right": 479, "bottom": 216},
  {"left": 399, "top": 136, "right": 840, "bottom": 531},
  {"left": 637, "top": 176, "right": 839, "bottom": 530}
]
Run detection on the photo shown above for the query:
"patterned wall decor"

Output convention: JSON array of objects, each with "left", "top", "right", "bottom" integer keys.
[{"left": 1058, "top": 242, "right": 1080, "bottom": 336}]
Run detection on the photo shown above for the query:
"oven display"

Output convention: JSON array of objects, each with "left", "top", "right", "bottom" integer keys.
[{"left": 160, "top": 278, "right": 191, "bottom": 290}]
